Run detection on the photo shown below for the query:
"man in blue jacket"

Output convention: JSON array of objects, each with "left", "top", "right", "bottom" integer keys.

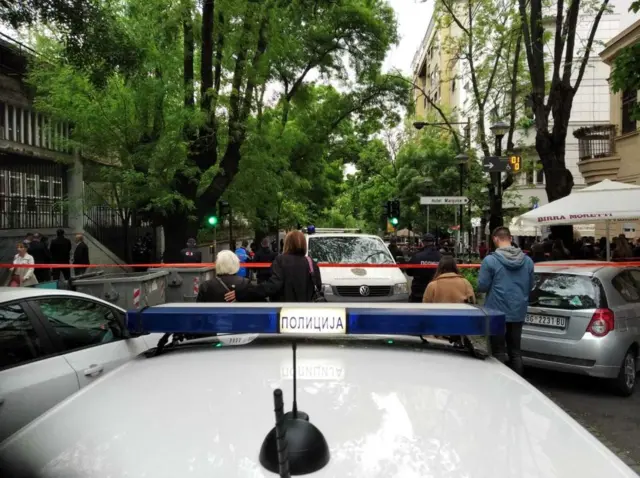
[
  {"left": 477, "top": 226, "right": 535, "bottom": 375},
  {"left": 235, "top": 240, "right": 250, "bottom": 278}
]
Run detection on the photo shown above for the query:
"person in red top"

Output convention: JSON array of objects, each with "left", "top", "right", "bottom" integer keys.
[{"left": 478, "top": 241, "right": 488, "bottom": 259}]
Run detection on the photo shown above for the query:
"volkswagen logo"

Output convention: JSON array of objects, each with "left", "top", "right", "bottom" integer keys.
[{"left": 359, "top": 285, "right": 370, "bottom": 297}]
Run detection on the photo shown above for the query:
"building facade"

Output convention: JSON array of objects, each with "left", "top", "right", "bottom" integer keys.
[
  {"left": 0, "top": 33, "right": 129, "bottom": 282},
  {"left": 411, "top": 2, "right": 638, "bottom": 216},
  {"left": 576, "top": 18, "right": 640, "bottom": 237}
]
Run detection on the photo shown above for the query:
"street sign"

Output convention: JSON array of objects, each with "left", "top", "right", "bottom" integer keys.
[
  {"left": 420, "top": 196, "right": 469, "bottom": 205},
  {"left": 482, "top": 156, "right": 510, "bottom": 172},
  {"left": 483, "top": 155, "right": 523, "bottom": 173}
]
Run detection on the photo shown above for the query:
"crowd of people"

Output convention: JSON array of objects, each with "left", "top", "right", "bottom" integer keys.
[
  {"left": 9, "top": 230, "right": 90, "bottom": 287},
  {"left": 192, "top": 227, "right": 534, "bottom": 376}
]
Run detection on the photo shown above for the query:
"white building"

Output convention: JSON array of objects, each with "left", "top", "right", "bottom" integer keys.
[{"left": 411, "top": 1, "right": 639, "bottom": 211}]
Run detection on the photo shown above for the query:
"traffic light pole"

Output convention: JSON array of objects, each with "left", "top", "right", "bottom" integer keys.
[
  {"left": 213, "top": 226, "right": 217, "bottom": 258},
  {"left": 229, "top": 206, "right": 234, "bottom": 249}
]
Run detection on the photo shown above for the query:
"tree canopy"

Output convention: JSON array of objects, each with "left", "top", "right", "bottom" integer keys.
[{"left": 23, "top": 0, "right": 410, "bottom": 257}]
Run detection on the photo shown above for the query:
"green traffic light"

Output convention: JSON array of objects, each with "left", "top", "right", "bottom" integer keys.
[
  {"left": 207, "top": 216, "right": 218, "bottom": 226},
  {"left": 390, "top": 217, "right": 399, "bottom": 226}
]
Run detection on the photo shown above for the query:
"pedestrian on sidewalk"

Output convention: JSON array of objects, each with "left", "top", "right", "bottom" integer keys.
[
  {"left": 50, "top": 229, "right": 72, "bottom": 280},
  {"left": 73, "top": 234, "right": 90, "bottom": 276},
  {"left": 10, "top": 242, "right": 38, "bottom": 287},
  {"left": 477, "top": 226, "right": 534, "bottom": 376},
  {"left": 28, "top": 233, "right": 51, "bottom": 283}
]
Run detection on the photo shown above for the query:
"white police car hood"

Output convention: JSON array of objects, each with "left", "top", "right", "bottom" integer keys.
[
  {"left": 0, "top": 339, "right": 635, "bottom": 478},
  {"left": 318, "top": 264, "right": 406, "bottom": 285}
]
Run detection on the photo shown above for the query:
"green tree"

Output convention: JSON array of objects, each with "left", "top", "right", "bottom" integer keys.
[
  {"left": 25, "top": 0, "right": 408, "bottom": 259},
  {"left": 610, "top": 1, "right": 640, "bottom": 120},
  {"left": 395, "top": 126, "right": 487, "bottom": 236},
  {"left": 416, "top": 0, "right": 527, "bottom": 232},
  {"left": 518, "top": 0, "right": 611, "bottom": 243}
]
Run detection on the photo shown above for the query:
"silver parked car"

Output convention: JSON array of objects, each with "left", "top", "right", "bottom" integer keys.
[
  {"left": 0, "top": 288, "right": 161, "bottom": 442},
  {"left": 522, "top": 261, "right": 640, "bottom": 395}
]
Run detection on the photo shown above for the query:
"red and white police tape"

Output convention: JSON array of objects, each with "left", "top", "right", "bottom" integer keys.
[{"left": 3, "top": 261, "right": 640, "bottom": 269}]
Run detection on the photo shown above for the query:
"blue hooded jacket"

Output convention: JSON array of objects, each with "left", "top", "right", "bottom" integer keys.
[
  {"left": 477, "top": 246, "right": 535, "bottom": 323},
  {"left": 235, "top": 247, "right": 249, "bottom": 278}
]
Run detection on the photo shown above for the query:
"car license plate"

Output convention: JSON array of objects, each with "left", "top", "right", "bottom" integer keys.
[
  {"left": 279, "top": 307, "right": 347, "bottom": 334},
  {"left": 525, "top": 314, "right": 567, "bottom": 328}
]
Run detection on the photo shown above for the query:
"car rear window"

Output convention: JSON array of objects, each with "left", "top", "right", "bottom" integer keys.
[{"left": 529, "top": 273, "right": 604, "bottom": 310}]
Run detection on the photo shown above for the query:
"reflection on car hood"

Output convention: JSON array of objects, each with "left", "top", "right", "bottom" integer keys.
[
  {"left": 0, "top": 340, "right": 635, "bottom": 478},
  {"left": 319, "top": 265, "right": 405, "bottom": 284}
]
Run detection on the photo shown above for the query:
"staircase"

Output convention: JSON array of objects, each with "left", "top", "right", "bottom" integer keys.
[{"left": 83, "top": 184, "right": 157, "bottom": 265}]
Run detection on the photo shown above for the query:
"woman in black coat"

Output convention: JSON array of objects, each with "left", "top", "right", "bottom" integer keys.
[{"left": 227, "top": 230, "right": 323, "bottom": 303}]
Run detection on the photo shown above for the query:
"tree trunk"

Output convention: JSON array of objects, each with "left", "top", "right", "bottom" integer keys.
[{"left": 536, "top": 117, "right": 575, "bottom": 248}]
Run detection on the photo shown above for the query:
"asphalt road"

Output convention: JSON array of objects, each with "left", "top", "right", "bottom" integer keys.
[{"left": 525, "top": 368, "right": 640, "bottom": 473}]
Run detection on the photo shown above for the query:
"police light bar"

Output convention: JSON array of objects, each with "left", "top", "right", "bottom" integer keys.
[{"left": 126, "top": 303, "right": 505, "bottom": 337}]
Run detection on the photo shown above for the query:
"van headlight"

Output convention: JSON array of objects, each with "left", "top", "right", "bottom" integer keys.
[
  {"left": 393, "top": 282, "right": 408, "bottom": 294},
  {"left": 322, "top": 284, "right": 333, "bottom": 295}
]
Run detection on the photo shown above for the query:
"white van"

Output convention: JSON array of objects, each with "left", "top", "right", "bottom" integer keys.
[{"left": 305, "top": 228, "right": 409, "bottom": 302}]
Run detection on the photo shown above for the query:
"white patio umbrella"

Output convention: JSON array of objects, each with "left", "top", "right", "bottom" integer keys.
[{"left": 514, "top": 179, "right": 640, "bottom": 260}]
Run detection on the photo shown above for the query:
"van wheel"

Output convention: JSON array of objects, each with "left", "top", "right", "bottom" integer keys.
[{"left": 611, "top": 348, "right": 637, "bottom": 397}]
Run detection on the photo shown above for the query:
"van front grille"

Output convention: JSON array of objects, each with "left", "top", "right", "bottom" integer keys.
[{"left": 335, "top": 286, "right": 392, "bottom": 297}]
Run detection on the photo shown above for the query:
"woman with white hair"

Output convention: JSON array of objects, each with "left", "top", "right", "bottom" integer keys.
[{"left": 196, "top": 250, "right": 261, "bottom": 302}]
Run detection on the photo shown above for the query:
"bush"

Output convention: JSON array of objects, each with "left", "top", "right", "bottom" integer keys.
[{"left": 460, "top": 267, "right": 479, "bottom": 292}]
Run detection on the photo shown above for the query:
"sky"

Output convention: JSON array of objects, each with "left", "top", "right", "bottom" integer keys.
[{"left": 383, "top": 0, "right": 434, "bottom": 75}]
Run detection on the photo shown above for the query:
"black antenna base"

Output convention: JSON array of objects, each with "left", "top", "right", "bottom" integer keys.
[
  {"left": 283, "top": 410, "right": 309, "bottom": 421},
  {"left": 259, "top": 415, "right": 330, "bottom": 476}
]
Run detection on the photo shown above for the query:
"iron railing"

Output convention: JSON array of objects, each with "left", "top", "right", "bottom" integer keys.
[
  {"left": 573, "top": 125, "right": 617, "bottom": 161},
  {"left": 83, "top": 184, "right": 156, "bottom": 263},
  {"left": 0, "top": 196, "right": 67, "bottom": 229},
  {"left": 0, "top": 160, "right": 68, "bottom": 230}
]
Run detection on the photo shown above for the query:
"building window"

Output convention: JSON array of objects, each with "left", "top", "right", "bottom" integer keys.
[
  {"left": 526, "top": 160, "right": 545, "bottom": 185},
  {"left": 621, "top": 89, "right": 637, "bottom": 135}
]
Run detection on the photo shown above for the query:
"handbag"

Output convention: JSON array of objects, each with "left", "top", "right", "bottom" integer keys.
[{"left": 306, "top": 256, "right": 327, "bottom": 303}]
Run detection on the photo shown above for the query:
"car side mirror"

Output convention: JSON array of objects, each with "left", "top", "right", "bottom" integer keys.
[{"left": 395, "top": 256, "right": 406, "bottom": 264}]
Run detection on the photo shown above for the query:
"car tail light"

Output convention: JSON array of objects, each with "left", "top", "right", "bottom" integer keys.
[{"left": 586, "top": 308, "right": 615, "bottom": 337}]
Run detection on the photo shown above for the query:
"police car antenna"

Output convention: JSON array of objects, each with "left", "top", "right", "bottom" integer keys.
[
  {"left": 273, "top": 389, "right": 291, "bottom": 478},
  {"left": 291, "top": 342, "right": 300, "bottom": 419},
  {"left": 259, "top": 342, "right": 330, "bottom": 475}
]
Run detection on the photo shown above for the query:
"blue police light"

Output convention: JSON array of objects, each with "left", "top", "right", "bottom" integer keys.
[
  {"left": 126, "top": 305, "right": 505, "bottom": 337},
  {"left": 307, "top": 225, "right": 316, "bottom": 234}
]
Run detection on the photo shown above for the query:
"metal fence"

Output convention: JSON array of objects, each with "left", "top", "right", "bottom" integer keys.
[
  {"left": 0, "top": 160, "right": 68, "bottom": 230},
  {"left": 83, "top": 184, "right": 156, "bottom": 263}
]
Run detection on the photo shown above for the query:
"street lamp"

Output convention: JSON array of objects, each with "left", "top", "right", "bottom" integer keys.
[
  {"left": 454, "top": 153, "right": 468, "bottom": 257},
  {"left": 488, "top": 120, "right": 509, "bottom": 238},
  {"left": 489, "top": 120, "right": 509, "bottom": 137}
]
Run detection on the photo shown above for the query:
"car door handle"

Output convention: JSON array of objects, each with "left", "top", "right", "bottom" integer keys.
[{"left": 84, "top": 364, "right": 104, "bottom": 377}]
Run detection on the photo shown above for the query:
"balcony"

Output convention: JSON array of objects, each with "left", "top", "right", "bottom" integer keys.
[
  {"left": 574, "top": 125, "right": 620, "bottom": 185},
  {"left": 0, "top": 100, "right": 73, "bottom": 161}
]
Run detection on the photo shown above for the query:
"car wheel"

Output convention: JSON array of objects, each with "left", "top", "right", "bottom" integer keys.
[{"left": 611, "top": 348, "right": 637, "bottom": 397}]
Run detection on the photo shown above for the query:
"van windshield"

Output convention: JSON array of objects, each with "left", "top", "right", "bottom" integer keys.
[
  {"left": 529, "top": 273, "right": 603, "bottom": 310},
  {"left": 308, "top": 236, "right": 394, "bottom": 264}
]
